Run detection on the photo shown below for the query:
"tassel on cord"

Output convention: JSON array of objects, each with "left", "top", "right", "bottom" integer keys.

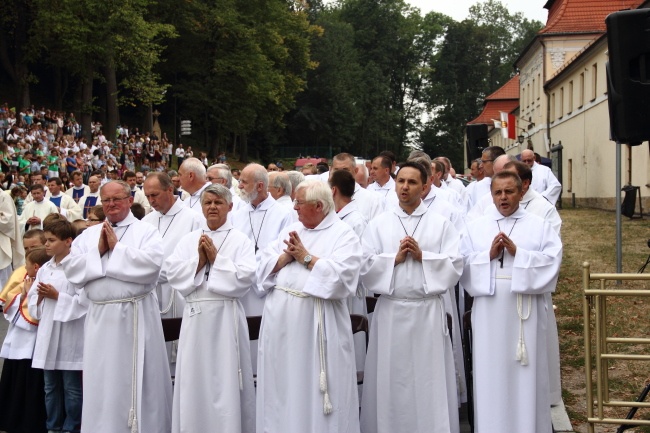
[
  {"left": 516, "top": 294, "right": 532, "bottom": 366},
  {"left": 323, "top": 391, "right": 333, "bottom": 414}
]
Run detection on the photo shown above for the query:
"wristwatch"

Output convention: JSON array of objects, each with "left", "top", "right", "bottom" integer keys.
[{"left": 303, "top": 254, "right": 312, "bottom": 269}]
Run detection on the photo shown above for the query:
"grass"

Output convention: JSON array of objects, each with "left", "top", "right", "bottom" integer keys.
[{"left": 555, "top": 207, "right": 649, "bottom": 432}]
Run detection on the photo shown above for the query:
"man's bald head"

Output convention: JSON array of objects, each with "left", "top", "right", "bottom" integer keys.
[
  {"left": 521, "top": 149, "right": 535, "bottom": 168},
  {"left": 493, "top": 154, "right": 517, "bottom": 175}
]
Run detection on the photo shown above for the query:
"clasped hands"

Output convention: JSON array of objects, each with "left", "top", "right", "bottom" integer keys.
[
  {"left": 274, "top": 231, "right": 308, "bottom": 271},
  {"left": 489, "top": 231, "right": 517, "bottom": 261},
  {"left": 197, "top": 234, "right": 218, "bottom": 275},
  {"left": 394, "top": 236, "right": 422, "bottom": 266},
  {"left": 98, "top": 221, "right": 119, "bottom": 256}
]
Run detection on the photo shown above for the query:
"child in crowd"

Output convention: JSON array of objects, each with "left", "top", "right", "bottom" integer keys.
[
  {"left": 11, "top": 185, "right": 28, "bottom": 216},
  {"left": 28, "top": 215, "right": 87, "bottom": 433},
  {"left": 0, "top": 229, "right": 50, "bottom": 433}
]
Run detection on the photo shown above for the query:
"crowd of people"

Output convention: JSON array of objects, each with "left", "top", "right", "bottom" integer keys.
[{"left": 0, "top": 108, "right": 565, "bottom": 433}]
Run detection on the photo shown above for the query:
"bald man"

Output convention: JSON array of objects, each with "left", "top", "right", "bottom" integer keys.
[{"left": 521, "top": 149, "right": 562, "bottom": 206}]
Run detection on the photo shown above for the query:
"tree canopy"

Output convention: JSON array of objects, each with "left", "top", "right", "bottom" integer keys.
[{"left": 0, "top": 0, "right": 543, "bottom": 167}]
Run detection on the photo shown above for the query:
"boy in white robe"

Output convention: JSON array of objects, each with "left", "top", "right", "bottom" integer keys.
[
  {"left": 460, "top": 172, "right": 562, "bottom": 433},
  {"left": 28, "top": 216, "right": 87, "bottom": 433}
]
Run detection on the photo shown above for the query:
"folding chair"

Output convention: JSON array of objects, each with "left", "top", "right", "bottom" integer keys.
[
  {"left": 350, "top": 314, "right": 369, "bottom": 385},
  {"left": 161, "top": 317, "right": 182, "bottom": 342}
]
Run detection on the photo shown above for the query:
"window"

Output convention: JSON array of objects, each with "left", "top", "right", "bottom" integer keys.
[
  {"left": 537, "top": 73, "right": 542, "bottom": 100},
  {"left": 551, "top": 93, "right": 556, "bottom": 120},
  {"left": 568, "top": 80, "right": 574, "bottom": 113},
  {"left": 568, "top": 159, "right": 573, "bottom": 193},
  {"left": 559, "top": 87, "right": 564, "bottom": 118},
  {"left": 532, "top": 78, "right": 536, "bottom": 101},
  {"left": 579, "top": 72, "right": 585, "bottom": 108},
  {"left": 527, "top": 83, "right": 531, "bottom": 108},
  {"left": 591, "top": 63, "right": 598, "bottom": 100}
]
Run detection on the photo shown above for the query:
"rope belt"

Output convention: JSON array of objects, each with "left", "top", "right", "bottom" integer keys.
[
  {"left": 186, "top": 295, "right": 243, "bottom": 390},
  {"left": 275, "top": 286, "right": 332, "bottom": 415},
  {"left": 495, "top": 275, "right": 530, "bottom": 365},
  {"left": 93, "top": 293, "right": 149, "bottom": 433},
  {"left": 516, "top": 294, "right": 532, "bottom": 366},
  {"left": 383, "top": 294, "right": 448, "bottom": 336}
]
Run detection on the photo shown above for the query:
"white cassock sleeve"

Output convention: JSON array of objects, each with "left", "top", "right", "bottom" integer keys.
[
  {"left": 205, "top": 235, "right": 256, "bottom": 298},
  {"left": 460, "top": 231, "right": 496, "bottom": 297},
  {"left": 420, "top": 222, "right": 463, "bottom": 294},
  {"left": 52, "top": 286, "right": 88, "bottom": 322},
  {"left": 64, "top": 225, "right": 163, "bottom": 289},
  {"left": 27, "top": 269, "right": 45, "bottom": 320},
  {"left": 301, "top": 228, "right": 361, "bottom": 300},
  {"left": 510, "top": 222, "right": 562, "bottom": 295}
]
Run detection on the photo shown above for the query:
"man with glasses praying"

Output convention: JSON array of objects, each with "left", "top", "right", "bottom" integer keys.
[{"left": 62, "top": 180, "right": 172, "bottom": 433}]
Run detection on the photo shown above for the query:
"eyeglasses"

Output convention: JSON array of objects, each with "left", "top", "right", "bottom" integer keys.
[
  {"left": 101, "top": 196, "right": 130, "bottom": 204},
  {"left": 480, "top": 159, "right": 494, "bottom": 163},
  {"left": 206, "top": 176, "right": 225, "bottom": 182},
  {"left": 293, "top": 199, "right": 316, "bottom": 206}
]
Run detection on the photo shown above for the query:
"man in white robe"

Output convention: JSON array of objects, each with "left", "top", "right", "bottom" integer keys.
[
  {"left": 207, "top": 164, "right": 244, "bottom": 213},
  {"left": 366, "top": 156, "right": 396, "bottom": 200},
  {"left": 256, "top": 180, "right": 361, "bottom": 433},
  {"left": 20, "top": 185, "right": 58, "bottom": 231},
  {"left": 460, "top": 171, "right": 562, "bottom": 433},
  {"left": 61, "top": 180, "right": 172, "bottom": 433},
  {"left": 0, "top": 192, "right": 24, "bottom": 287},
  {"left": 521, "top": 149, "right": 562, "bottom": 205},
  {"left": 268, "top": 171, "right": 294, "bottom": 210},
  {"left": 48, "top": 178, "right": 82, "bottom": 222},
  {"left": 166, "top": 184, "right": 256, "bottom": 433},
  {"left": 232, "top": 163, "right": 293, "bottom": 316},
  {"left": 65, "top": 171, "right": 90, "bottom": 204},
  {"left": 124, "top": 171, "right": 151, "bottom": 214},
  {"left": 468, "top": 146, "right": 506, "bottom": 209},
  {"left": 142, "top": 172, "right": 203, "bottom": 373},
  {"left": 80, "top": 175, "right": 102, "bottom": 219},
  {"left": 360, "top": 162, "right": 462, "bottom": 433},
  {"left": 178, "top": 158, "right": 210, "bottom": 216},
  {"left": 330, "top": 153, "right": 385, "bottom": 221}
]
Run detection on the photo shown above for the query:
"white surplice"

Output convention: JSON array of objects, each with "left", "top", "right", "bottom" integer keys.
[
  {"left": 28, "top": 258, "right": 88, "bottom": 370},
  {"left": 19, "top": 200, "right": 58, "bottom": 231},
  {"left": 352, "top": 184, "right": 386, "bottom": 222},
  {"left": 50, "top": 193, "right": 82, "bottom": 222},
  {"left": 530, "top": 162, "right": 562, "bottom": 205},
  {"left": 359, "top": 202, "right": 462, "bottom": 433},
  {"left": 1, "top": 291, "right": 37, "bottom": 360},
  {"left": 460, "top": 206, "right": 562, "bottom": 433},
  {"left": 142, "top": 197, "right": 203, "bottom": 373},
  {"left": 231, "top": 193, "right": 294, "bottom": 316},
  {"left": 165, "top": 222, "right": 256, "bottom": 433},
  {"left": 256, "top": 211, "right": 362, "bottom": 433},
  {"left": 62, "top": 213, "right": 172, "bottom": 433}
]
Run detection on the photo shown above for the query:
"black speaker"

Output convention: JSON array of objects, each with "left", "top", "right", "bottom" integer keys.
[
  {"left": 466, "top": 124, "right": 488, "bottom": 163},
  {"left": 606, "top": 9, "right": 650, "bottom": 145}
]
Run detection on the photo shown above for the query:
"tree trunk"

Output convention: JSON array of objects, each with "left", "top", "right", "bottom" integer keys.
[
  {"left": 240, "top": 133, "right": 249, "bottom": 163},
  {"left": 104, "top": 64, "right": 119, "bottom": 142},
  {"left": 81, "top": 65, "right": 94, "bottom": 143}
]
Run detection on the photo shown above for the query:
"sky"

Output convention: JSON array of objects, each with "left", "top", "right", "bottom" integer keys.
[{"left": 407, "top": 0, "right": 549, "bottom": 23}]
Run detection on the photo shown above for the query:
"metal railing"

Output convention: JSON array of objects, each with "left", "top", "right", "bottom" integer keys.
[{"left": 583, "top": 262, "right": 650, "bottom": 432}]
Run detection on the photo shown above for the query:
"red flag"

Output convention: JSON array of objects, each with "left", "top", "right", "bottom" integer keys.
[{"left": 500, "top": 112, "right": 516, "bottom": 140}]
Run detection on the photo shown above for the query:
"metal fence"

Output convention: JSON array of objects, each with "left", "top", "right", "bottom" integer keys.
[{"left": 583, "top": 262, "right": 650, "bottom": 432}]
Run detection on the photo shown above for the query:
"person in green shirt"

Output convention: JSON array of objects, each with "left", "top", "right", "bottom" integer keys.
[
  {"left": 17, "top": 152, "right": 31, "bottom": 176},
  {"left": 47, "top": 149, "right": 60, "bottom": 179}
]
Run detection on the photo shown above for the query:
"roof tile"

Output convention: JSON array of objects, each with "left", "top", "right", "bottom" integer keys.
[{"left": 540, "top": 0, "right": 645, "bottom": 34}]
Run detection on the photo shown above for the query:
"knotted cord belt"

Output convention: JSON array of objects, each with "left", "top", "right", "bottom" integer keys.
[
  {"left": 275, "top": 286, "right": 333, "bottom": 415},
  {"left": 93, "top": 293, "right": 148, "bottom": 433}
]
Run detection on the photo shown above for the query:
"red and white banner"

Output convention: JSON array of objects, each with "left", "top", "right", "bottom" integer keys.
[{"left": 499, "top": 111, "right": 516, "bottom": 140}]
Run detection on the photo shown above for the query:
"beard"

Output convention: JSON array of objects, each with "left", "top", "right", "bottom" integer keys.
[{"left": 240, "top": 188, "right": 258, "bottom": 204}]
